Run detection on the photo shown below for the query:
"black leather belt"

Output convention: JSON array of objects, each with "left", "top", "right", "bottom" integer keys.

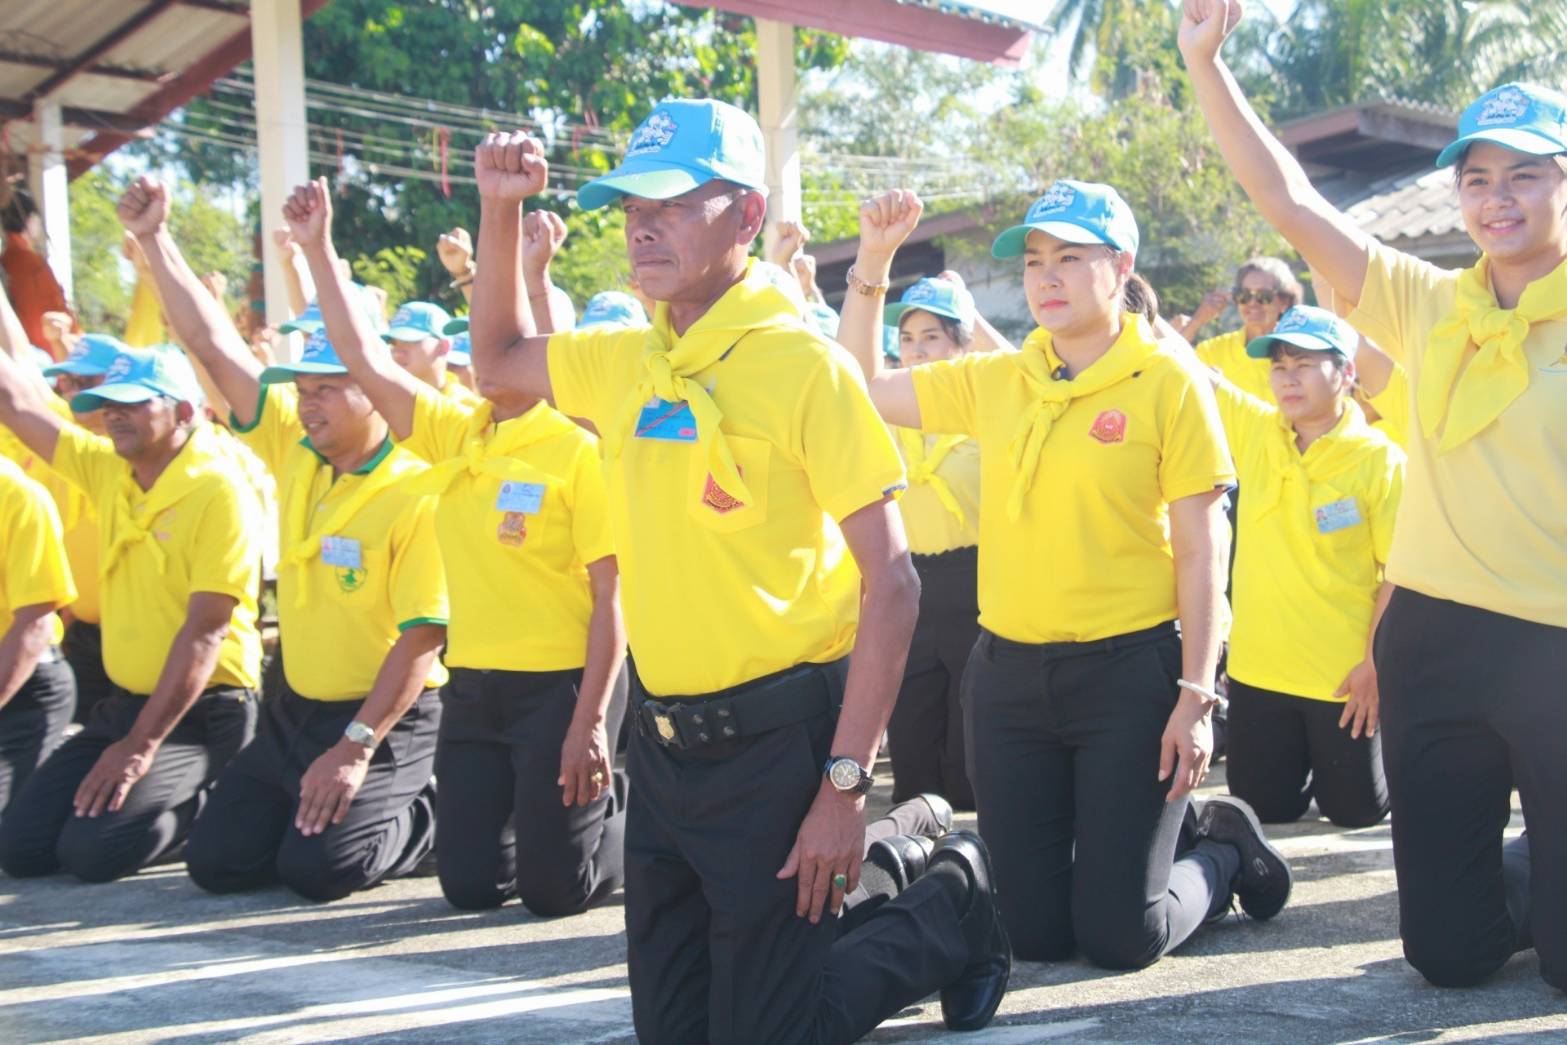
[
  {"left": 983, "top": 620, "right": 1177, "bottom": 661},
  {"left": 635, "top": 657, "right": 847, "bottom": 751}
]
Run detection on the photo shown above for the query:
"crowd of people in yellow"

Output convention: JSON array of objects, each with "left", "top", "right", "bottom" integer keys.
[{"left": 0, "top": 1, "right": 1563, "bottom": 1040}]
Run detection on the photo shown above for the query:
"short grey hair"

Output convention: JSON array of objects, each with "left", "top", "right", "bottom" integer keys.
[{"left": 1235, "top": 256, "right": 1303, "bottom": 303}]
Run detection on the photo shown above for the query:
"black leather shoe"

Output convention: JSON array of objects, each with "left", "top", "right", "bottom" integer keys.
[
  {"left": 1198, "top": 796, "right": 1292, "bottom": 921},
  {"left": 865, "top": 834, "right": 935, "bottom": 892},
  {"left": 930, "top": 830, "right": 1010, "bottom": 1032},
  {"left": 916, "top": 793, "right": 954, "bottom": 836}
]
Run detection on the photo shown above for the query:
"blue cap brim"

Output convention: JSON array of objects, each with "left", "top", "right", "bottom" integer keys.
[
  {"left": 1246, "top": 331, "right": 1345, "bottom": 358},
  {"left": 991, "top": 219, "right": 1118, "bottom": 259},
  {"left": 43, "top": 360, "right": 107, "bottom": 378},
  {"left": 258, "top": 361, "right": 350, "bottom": 384},
  {"left": 577, "top": 165, "right": 708, "bottom": 212},
  {"left": 69, "top": 383, "right": 164, "bottom": 412},
  {"left": 885, "top": 302, "right": 967, "bottom": 326},
  {"left": 278, "top": 319, "right": 324, "bottom": 335},
  {"left": 442, "top": 318, "right": 469, "bottom": 336},
  {"left": 1436, "top": 127, "right": 1567, "bottom": 168}
]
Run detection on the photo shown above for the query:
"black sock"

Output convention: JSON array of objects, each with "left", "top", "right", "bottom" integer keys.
[
  {"left": 857, "top": 859, "right": 900, "bottom": 907},
  {"left": 926, "top": 858, "right": 973, "bottom": 919}
]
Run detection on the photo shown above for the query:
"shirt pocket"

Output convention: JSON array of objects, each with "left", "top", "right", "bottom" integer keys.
[
  {"left": 326, "top": 546, "right": 389, "bottom": 601},
  {"left": 487, "top": 476, "right": 557, "bottom": 551},
  {"left": 686, "top": 434, "right": 772, "bottom": 534},
  {"left": 1308, "top": 486, "right": 1371, "bottom": 551}
]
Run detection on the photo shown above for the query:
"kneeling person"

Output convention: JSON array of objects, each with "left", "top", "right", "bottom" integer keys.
[{"left": 115, "top": 177, "right": 449, "bottom": 902}]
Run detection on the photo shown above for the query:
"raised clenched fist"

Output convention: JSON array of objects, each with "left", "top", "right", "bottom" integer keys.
[{"left": 475, "top": 131, "right": 549, "bottom": 202}]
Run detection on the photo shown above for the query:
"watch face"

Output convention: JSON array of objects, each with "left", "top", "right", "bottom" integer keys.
[{"left": 829, "top": 759, "right": 861, "bottom": 791}]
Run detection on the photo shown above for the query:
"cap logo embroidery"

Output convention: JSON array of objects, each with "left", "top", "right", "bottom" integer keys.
[
  {"left": 1031, "top": 182, "right": 1077, "bottom": 219},
  {"left": 1275, "top": 310, "right": 1310, "bottom": 334},
  {"left": 391, "top": 308, "right": 415, "bottom": 327},
  {"left": 702, "top": 471, "right": 745, "bottom": 514},
  {"left": 1476, "top": 87, "right": 1531, "bottom": 126},
  {"left": 303, "top": 334, "right": 332, "bottom": 362},
  {"left": 627, "top": 111, "right": 678, "bottom": 157},
  {"left": 906, "top": 282, "right": 938, "bottom": 304},
  {"left": 105, "top": 355, "right": 133, "bottom": 381},
  {"left": 1090, "top": 409, "right": 1127, "bottom": 444}
]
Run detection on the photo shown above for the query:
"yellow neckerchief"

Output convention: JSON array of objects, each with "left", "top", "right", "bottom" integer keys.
[
  {"left": 404, "top": 399, "right": 575, "bottom": 496},
  {"left": 102, "top": 424, "right": 215, "bottom": 576},
  {"left": 1422, "top": 255, "right": 1567, "bottom": 451},
  {"left": 1007, "top": 313, "right": 1158, "bottom": 520},
  {"left": 1253, "top": 399, "right": 1377, "bottom": 519},
  {"left": 276, "top": 436, "right": 416, "bottom": 606},
  {"left": 603, "top": 258, "right": 804, "bottom": 509},
  {"left": 897, "top": 427, "right": 971, "bottom": 528}
]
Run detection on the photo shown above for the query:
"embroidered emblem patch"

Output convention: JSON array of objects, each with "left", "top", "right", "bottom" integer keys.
[
  {"left": 335, "top": 566, "right": 366, "bottom": 593},
  {"left": 627, "top": 111, "right": 678, "bottom": 156},
  {"left": 1090, "top": 409, "right": 1127, "bottom": 444},
  {"left": 497, "top": 511, "right": 528, "bottom": 546},
  {"left": 702, "top": 473, "right": 745, "bottom": 514},
  {"left": 1029, "top": 182, "right": 1076, "bottom": 219},
  {"left": 1475, "top": 86, "right": 1531, "bottom": 127}
]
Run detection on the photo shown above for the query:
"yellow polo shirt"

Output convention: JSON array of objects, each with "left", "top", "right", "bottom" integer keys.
[
  {"left": 894, "top": 428, "right": 981, "bottom": 556},
  {"left": 0, "top": 456, "right": 75, "bottom": 646},
  {"left": 1196, "top": 329, "right": 1275, "bottom": 404},
  {"left": 1348, "top": 244, "right": 1567, "bottom": 627},
  {"left": 234, "top": 386, "right": 449, "bottom": 702},
  {"left": 912, "top": 334, "right": 1235, "bottom": 644},
  {"left": 398, "top": 385, "right": 612, "bottom": 671},
  {"left": 1366, "top": 360, "right": 1410, "bottom": 448},
  {"left": 50, "top": 423, "right": 262, "bottom": 694},
  {"left": 2, "top": 418, "right": 100, "bottom": 625},
  {"left": 1214, "top": 384, "right": 1404, "bottom": 700},
  {"left": 547, "top": 325, "right": 905, "bottom": 696},
  {"left": 441, "top": 373, "right": 480, "bottom": 406}
]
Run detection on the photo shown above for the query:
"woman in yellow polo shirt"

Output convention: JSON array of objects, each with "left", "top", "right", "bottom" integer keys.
[
  {"left": 1188, "top": 257, "right": 1302, "bottom": 403},
  {"left": 284, "top": 179, "right": 629, "bottom": 918},
  {"left": 842, "top": 275, "right": 983, "bottom": 810},
  {"left": 1207, "top": 305, "right": 1403, "bottom": 829},
  {"left": 1183, "top": 0, "right": 1567, "bottom": 991},
  {"left": 839, "top": 184, "right": 1292, "bottom": 969}
]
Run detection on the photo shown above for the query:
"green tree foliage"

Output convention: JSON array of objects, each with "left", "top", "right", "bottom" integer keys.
[{"left": 69, "top": 169, "right": 250, "bottom": 334}]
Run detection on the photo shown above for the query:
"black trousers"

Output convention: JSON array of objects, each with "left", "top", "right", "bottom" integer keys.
[
  {"left": 1376, "top": 587, "right": 1567, "bottom": 990},
  {"left": 185, "top": 685, "right": 440, "bottom": 903},
  {"left": 964, "top": 626, "right": 1237, "bottom": 969},
  {"left": 62, "top": 621, "right": 111, "bottom": 726},
  {"left": 435, "top": 666, "right": 628, "bottom": 915},
  {"left": 1225, "top": 680, "right": 1389, "bottom": 828},
  {"left": 0, "top": 686, "right": 256, "bottom": 881},
  {"left": 888, "top": 547, "right": 978, "bottom": 810},
  {"left": 625, "top": 662, "right": 971, "bottom": 1045},
  {"left": 0, "top": 657, "right": 76, "bottom": 815}
]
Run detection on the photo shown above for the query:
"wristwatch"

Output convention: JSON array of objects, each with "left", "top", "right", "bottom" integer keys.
[
  {"left": 343, "top": 721, "right": 377, "bottom": 749},
  {"left": 824, "top": 756, "right": 875, "bottom": 795}
]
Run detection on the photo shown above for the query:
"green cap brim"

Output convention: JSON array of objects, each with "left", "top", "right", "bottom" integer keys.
[
  {"left": 577, "top": 166, "right": 708, "bottom": 211},
  {"left": 278, "top": 319, "right": 324, "bottom": 335},
  {"left": 1245, "top": 332, "right": 1344, "bottom": 358},
  {"left": 442, "top": 317, "right": 469, "bottom": 336},
  {"left": 1436, "top": 126, "right": 1566, "bottom": 168},
  {"left": 884, "top": 302, "right": 967, "bottom": 326},
  {"left": 991, "top": 219, "right": 1113, "bottom": 259},
  {"left": 258, "top": 361, "right": 350, "bottom": 384}
]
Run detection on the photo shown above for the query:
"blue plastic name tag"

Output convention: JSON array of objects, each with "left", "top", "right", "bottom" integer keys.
[
  {"left": 1314, "top": 498, "right": 1362, "bottom": 534},
  {"left": 635, "top": 398, "right": 699, "bottom": 442},
  {"left": 495, "top": 480, "right": 546, "bottom": 515},
  {"left": 320, "top": 535, "right": 363, "bottom": 569}
]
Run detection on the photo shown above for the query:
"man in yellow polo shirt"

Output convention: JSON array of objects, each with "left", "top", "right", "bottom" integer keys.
[
  {"left": 116, "top": 176, "right": 449, "bottom": 903},
  {"left": 383, "top": 300, "right": 478, "bottom": 406},
  {"left": 1207, "top": 305, "right": 1403, "bottom": 829},
  {"left": 0, "top": 455, "right": 77, "bottom": 814},
  {"left": 0, "top": 343, "right": 262, "bottom": 884},
  {"left": 466, "top": 101, "right": 1010, "bottom": 1041}
]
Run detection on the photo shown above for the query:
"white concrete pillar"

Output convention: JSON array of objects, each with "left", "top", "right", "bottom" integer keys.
[
  {"left": 29, "top": 100, "right": 73, "bottom": 305},
  {"left": 755, "top": 18, "right": 801, "bottom": 257},
  {"left": 251, "top": 0, "right": 310, "bottom": 351}
]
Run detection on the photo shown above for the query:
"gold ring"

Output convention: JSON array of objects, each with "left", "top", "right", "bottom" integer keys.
[
  {"left": 591, "top": 771, "right": 605, "bottom": 785},
  {"left": 832, "top": 873, "right": 848, "bottom": 890}
]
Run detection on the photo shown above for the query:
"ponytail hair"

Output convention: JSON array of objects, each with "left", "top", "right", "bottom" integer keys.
[{"left": 1122, "top": 272, "right": 1159, "bottom": 324}]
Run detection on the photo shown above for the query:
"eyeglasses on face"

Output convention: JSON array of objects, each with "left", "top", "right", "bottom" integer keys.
[{"left": 1233, "top": 288, "right": 1283, "bottom": 305}]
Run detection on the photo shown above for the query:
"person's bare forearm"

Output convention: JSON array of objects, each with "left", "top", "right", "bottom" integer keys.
[
  {"left": 839, "top": 247, "right": 892, "bottom": 384},
  {"left": 831, "top": 555, "right": 919, "bottom": 769},
  {"left": 1172, "top": 500, "right": 1226, "bottom": 689},
  {"left": 575, "top": 560, "right": 627, "bottom": 730},
  {"left": 474, "top": 200, "right": 536, "bottom": 370},
  {"left": 0, "top": 279, "right": 31, "bottom": 359},
  {"left": 282, "top": 251, "right": 314, "bottom": 317},
  {"left": 351, "top": 625, "right": 445, "bottom": 742},
  {"left": 0, "top": 343, "right": 65, "bottom": 462},
  {"left": 971, "top": 311, "right": 1015, "bottom": 354},
  {"left": 0, "top": 610, "right": 56, "bottom": 708},
  {"left": 524, "top": 265, "right": 565, "bottom": 335}
]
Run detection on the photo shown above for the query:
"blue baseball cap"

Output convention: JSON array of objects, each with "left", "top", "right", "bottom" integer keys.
[
  {"left": 992, "top": 180, "right": 1140, "bottom": 259},
  {"left": 259, "top": 331, "right": 352, "bottom": 384},
  {"left": 580, "top": 291, "right": 649, "bottom": 329},
  {"left": 278, "top": 302, "right": 325, "bottom": 336},
  {"left": 442, "top": 316, "right": 469, "bottom": 336},
  {"left": 806, "top": 302, "right": 840, "bottom": 340},
  {"left": 384, "top": 301, "right": 453, "bottom": 343},
  {"left": 446, "top": 331, "right": 472, "bottom": 368},
  {"left": 577, "top": 99, "right": 769, "bottom": 212},
  {"left": 1246, "top": 305, "right": 1358, "bottom": 360},
  {"left": 884, "top": 277, "right": 977, "bottom": 328},
  {"left": 69, "top": 347, "right": 201, "bottom": 412},
  {"left": 43, "top": 333, "right": 128, "bottom": 378},
  {"left": 882, "top": 324, "right": 901, "bottom": 363},
  {"left": 1437, "top": 83, "right": 1567, "bottom": 168}
]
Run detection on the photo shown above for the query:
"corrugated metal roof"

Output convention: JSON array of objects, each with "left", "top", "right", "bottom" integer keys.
[{"left": 1345, "top": 166, "right": 1466, "bottom": 243}]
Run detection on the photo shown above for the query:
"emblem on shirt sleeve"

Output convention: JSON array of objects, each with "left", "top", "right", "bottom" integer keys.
[{"left": 1089, "top": 409, "right": 1127, "bottom": 444}]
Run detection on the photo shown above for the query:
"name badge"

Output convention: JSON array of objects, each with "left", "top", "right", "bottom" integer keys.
[
  {"left": 1314, "top": 497, "right": 1362, "bottom": 534},
  {"left": 495, "top": 480, "right": 546, "bottom": 515},
  {"left": 635, "top": 397, "right": 699, "bottom": 442},
  {"left": 320, "top": 535, "right": 363, "bottom": 569}
]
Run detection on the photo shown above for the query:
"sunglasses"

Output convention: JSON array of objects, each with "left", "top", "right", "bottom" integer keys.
[{"left": 1233, "top": 288, "right": 1286, "bottom": 305}]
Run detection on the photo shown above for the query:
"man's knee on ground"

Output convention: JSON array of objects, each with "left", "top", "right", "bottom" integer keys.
[
  {"left": 275, "top": 836, "right": 368, "bottom": 903},
  {"left": 1231, "top": 786, "right": 1311, "bottom": 825},
  {"left": 55, "top": 820, "right": 145, "bottom": 883},
  {"left": 0, "top": 825, "right": 58, "bottom": 878},
  {"left": 184, "top": 822, "right": 257, "bottom": 894},
  {"left": 1075, "top": 921, "right": 1165, "bottom": 972},
  {"left": 1404, "top": 939, "right": 1509, "bottom": 988},
  {"left": 1003, "top": 911, "right": 1075, "bottom": 963},
  {"left": 438, "top": 862, "right": 507, "bottom": 911}
]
